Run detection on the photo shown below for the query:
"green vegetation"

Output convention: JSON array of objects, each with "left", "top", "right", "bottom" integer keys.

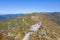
[{"left": 0, "top": 13, "right": 60, "bottom": 40}]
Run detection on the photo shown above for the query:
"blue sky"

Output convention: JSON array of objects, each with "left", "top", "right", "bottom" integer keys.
[{"left": 0, "top": 0, "right": 60, "bottom": 14}]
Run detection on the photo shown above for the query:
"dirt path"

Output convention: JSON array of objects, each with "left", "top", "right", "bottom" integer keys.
[{"left": 22, "top": 22, "right": 41, "bottom": 40}]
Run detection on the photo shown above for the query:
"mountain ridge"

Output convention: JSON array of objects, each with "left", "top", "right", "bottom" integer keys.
[{"left": 0, "top": 12, "right": 60, "bottom": 40}]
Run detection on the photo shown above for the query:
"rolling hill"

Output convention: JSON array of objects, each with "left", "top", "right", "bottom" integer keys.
[{"left": 0, "top": 12, "right": 60, "bottom": 40}]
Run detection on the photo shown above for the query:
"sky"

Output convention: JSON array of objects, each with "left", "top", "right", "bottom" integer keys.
[{"left": 0, "top": 0, "right": 60, "bottom": 14}]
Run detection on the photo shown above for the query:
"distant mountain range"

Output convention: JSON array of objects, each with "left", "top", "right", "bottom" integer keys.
[
  {"left": 0, "top": 12, "right": 60, "bottom": 21},
  {"left": 0, "top": 14, "right": 24, "bottom": 21}
]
